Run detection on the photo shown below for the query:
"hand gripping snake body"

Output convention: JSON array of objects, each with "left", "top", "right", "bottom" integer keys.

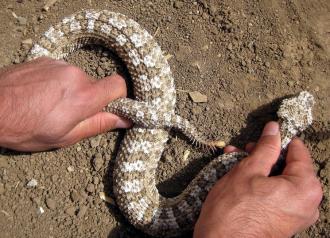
[{"left": 27, "top": 9, "right": 315, "bottom": 237}]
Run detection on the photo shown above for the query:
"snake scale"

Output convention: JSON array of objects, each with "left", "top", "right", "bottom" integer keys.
[{"left": 27, "top": 9, "right": 315, "bottom": 237}]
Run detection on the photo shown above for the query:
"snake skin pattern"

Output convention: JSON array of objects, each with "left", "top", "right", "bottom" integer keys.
[{"left": 27, "top": 9, "right": 315, "bottom": 237}]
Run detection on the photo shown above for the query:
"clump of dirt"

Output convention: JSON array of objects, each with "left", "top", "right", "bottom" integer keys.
[{"left": 0, "top": 0, "right": 329, "bottom": 237}]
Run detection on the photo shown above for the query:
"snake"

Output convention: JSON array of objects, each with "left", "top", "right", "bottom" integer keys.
[{"left": 26, "top": 9, "right": 315, "bottom": 237}]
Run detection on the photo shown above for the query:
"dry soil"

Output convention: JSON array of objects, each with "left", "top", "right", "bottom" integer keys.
[{"left": 0, "top": 0, "right": 329, "bottom": 237}]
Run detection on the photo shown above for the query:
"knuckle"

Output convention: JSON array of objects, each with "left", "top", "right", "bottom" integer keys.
[
  {"left": 302, "top": 178, "right": 323, "bottom": 204},
  {"left": 62, "top": 65, "right": 86, "bottom": 81},
  {"left": 258, "top": 141, "right": 279, "bottom": 155}
]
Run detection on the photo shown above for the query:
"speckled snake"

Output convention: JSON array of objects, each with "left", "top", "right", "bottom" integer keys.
[{"left": 27, "top": 9, "right": 315, "bottom": 237}]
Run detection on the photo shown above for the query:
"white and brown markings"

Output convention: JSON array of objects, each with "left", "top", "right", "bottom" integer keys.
[{"left": 27, "top": 9, "right": 315, "bottom": 237}]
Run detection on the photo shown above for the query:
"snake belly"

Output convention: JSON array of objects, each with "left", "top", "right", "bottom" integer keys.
[{"left": 27, "top": 9, "right": 315, "bottom": 237}]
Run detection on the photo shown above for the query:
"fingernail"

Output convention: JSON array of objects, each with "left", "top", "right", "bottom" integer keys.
[
  {"left": 115, "top": 118, "right": 132, "bottom": 129},
  {"left": 262, "top": 121, "right": 279, "bottom": 136}
]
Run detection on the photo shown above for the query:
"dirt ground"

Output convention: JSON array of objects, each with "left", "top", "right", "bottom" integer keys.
[{"left": 0, "top": 0, "right": 329, "bottom": 237}]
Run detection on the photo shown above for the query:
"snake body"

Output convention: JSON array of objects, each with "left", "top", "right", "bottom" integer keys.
[{"left": 27, "top": 9, "right": 315, "bottom": 237}]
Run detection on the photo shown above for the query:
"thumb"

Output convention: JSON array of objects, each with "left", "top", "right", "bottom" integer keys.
[
  {"left": 247, "top": 121, "right": 281, "bottom": 176},
  {"left": 88, "top": 74, "right": 128, "bottom": 112},
  {"left": 60, "top": 112, "right": 132, "bottom": 146}
]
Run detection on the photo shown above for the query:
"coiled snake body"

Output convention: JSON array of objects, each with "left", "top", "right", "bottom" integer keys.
[{"left": 27, "top": 9, "right": 315, "bottom": 237}]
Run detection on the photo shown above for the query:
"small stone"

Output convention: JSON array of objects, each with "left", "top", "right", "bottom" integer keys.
[
  {"left": 21, "top": 38, "right": 33, "bottom": 45},
  {"left": 0, "top": 156, "right": 9, "bottom": 168},
  {"left": 27, "top": 179, "right": 38, "bottom": 188},
  {"left": 173, "top": 1, "right": 183, "bottom": 9},
  {"left": 189, "top": 91, "right": 208, "bottom": 103},
  {"left": 86, "top": 183, "right": 95, "bottom": 193},
  {"left": 65, "top": 206, "right": 76, "bottom": 216},
  {"left": 0, "top": 183, "right": 5, "bottom": 195},
  {"left": 93, "top": 176, "right": 99, "bottom": 185},
  {"left": 90, "top": 136, "right": 101, "bottom": 148},
  {"left": 264, "top": 61, "right": 271, "bottom": 68},
  {"left": 67, "top": 166, "right": 74, "bottom": 172},
  {"left": 70, "top": 190, "right": 81, "bottom": 202},
  {"left": 17, "top": 16, "right": 27, "bottom": 25},
  {"left": 99, "top": 192, "right": 116, "bottom": 205},
  {"left": 46, "top": 198, "right": 56, "bottom": 210},
  {"left": 51, "top": 174, "right": 58, "bottom": 182},
  {"left": 77, "top": 205, "right": 88, "bottom": 218},
  {"left": 76, "top": 146, "right": 82, "bottom": 152},
  {"left": 93, "top": 153, "right": 104, "bottom": 171},
  {"left": 37, "top": 207, "right": 45, "bottom": 215},
  {"left": 183, "top": 150, "right": 190, "bottom": 161},
  {"left": 287, "top": 81, "right": 295, "bottom": 87}
]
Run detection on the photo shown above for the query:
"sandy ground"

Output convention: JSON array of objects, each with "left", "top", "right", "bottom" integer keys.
[{"left": 0, "top": 0, "right": 329, "bottom": 237}]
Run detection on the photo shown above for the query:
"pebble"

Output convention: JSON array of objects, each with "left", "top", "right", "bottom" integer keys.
[
  {"left": 86, "top": 183, "right": 95, "bottom": 193},
  {"left": 90, "top": 136, "right": 101, "bottom": 148},
  {"left": 70, "top": 190, "right": 81, "bottom": 202},
  {"left": 189, "top": 91, "right": 208, "bottom": 103},
  {"left": 77, "top": 205, "right": 88, "bottom": 218},
  {"left": 46, "top": 198, "right": 56, "bottom": 210},
  {"left": 51, "top": 174, "right": 58, "bottom": 183},
  {"left": 37, "top": 207, "right": 45, "bottom": 215},
  {"left": 27, "top": 179, "right": 38, "bottom": 188},
  {"left": 0, "top": 183, "right": 5, "bottom": 195},
  {"left": 67, "top": 166, "right": 74, "bottom": 172},
  {"left": 93, "top": 153, "right": 104, "bottom": 171},
  {"left": 21, "top": 38, "right": 33, "bottom": 45},
  {"left": 17, "top": 16, "right": 27, "bottom": 25},
  {"left": 173, "top": 1, "right": 183, "bottom": 9},
  {"left": 93, "top": 176, "right": 100, "bottom": 185},
  {"left": 0, "top": 156, "right": 9, "bottom": 168},
  {"left": 264, "top": 61, "right": 271, "bottom": 68},
  {"left": 65, "top": 206, "right": 76, "bottom": 216}
]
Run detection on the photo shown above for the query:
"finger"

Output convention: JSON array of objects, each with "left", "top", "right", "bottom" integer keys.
[
  {"left": 224, "top": 145, "right": 242, "bottom": 153},
  {"left": 61, "top": 112, "right": 132, "bottom": 145},
  {"left": 245, "top": 142, "right": 256, "bottom": 153},
  {"left": 282, "top": 138, "right": 315, "bottom": 177},
  {"left": 246, "top": 121, "right": 281, "bottom": 175},
  {"left": 90, "top": 74, "right": 127, "bottom": 110}
]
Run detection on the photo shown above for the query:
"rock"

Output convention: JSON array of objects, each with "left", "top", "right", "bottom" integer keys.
[
  {"left": 51, "top": 174, "right": 58, "bottom": 183},
  {"left": 67, "top": 166, "right": 74, "bottom": 172},
  {"left": 90, "top": 136, "right": 101, "bottom": 148},
  {"left": 76, "top": 146, "right": 82, "bottom": 152},
  {"left": 27, "top": 179, "right": 38, "bottom": 188},
  {"left": 0, "top": 156, "right": 9, "bottom": 168},
  {"left": 175, "top": 44, "right": 191, "bottom": 62},
  {"left": 70, "top": 190, "right": 81, "bottom": 202},
  {"left": 17, "top": 16, "right": 27, "bottom": 25},
  {"left": 86, "top": 183, "right": 95, "bottom": 193},
  {"left": 93, "top": 176, "right": 99, "bottom": 185},
  {"left": 264, "top": 61, "right": 271, "bottom": 68},
  {"left": 0, "top": 183, "right": 5, "bottom": 195},
  {"left": 21, "top": 38, "right": 33, "bottom": 45},
  {"left": 65, "top": 206, "right": 76, "bottom": 216},
  {"left": 77, "top": 205, "right": 88, "bottom": 218},
  {"left": 37, "top": 207, "right": 45, "bottom": 215},
  {"left": 189, "top": 91, "right": 208, "bottom": 103},
  {"left": 93, "top": 153, "right": 104, "bottom": 171},
  {"left": 173, "top": 1, "right": 183, "bottom": 9},
  {"left": 46, "top": 198, "right": 56, "bottom": 210}
]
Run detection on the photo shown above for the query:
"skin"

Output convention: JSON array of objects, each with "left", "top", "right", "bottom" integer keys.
[
  {"left": 194, "top": 122, "right": 323, "bottom": 238},
  {"left": 0, "top": 58, "right": 323, "bottom": 237},
  {"left": 0, "top": 57, "right": 131, "bottom": 151}
]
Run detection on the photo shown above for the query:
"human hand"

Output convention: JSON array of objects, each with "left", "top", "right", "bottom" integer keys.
[
  {"left": 0, "top": 57, "right": 131, "bottom": 151},
  {"left": 194, "top": 122, "right": 323, "bottom": 238}
]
